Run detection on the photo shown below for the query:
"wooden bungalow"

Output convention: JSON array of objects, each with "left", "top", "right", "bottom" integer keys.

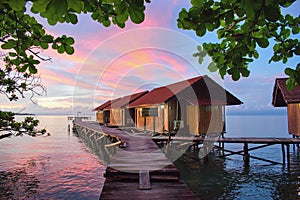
[
  {"left": 94, "top": 91, "right": 148, "bottom": 126},
  {"left": 94, "top": 100, "right": 111, "bottom": 124},
  {"left": 128, "top": 75, "right": 242, "bottom": 135},
  {"left": 272, "top": 78, "right": 300, "bottom": 137}
]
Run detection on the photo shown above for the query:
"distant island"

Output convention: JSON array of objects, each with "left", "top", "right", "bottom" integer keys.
[{"left": 14, "top": 113, "right": 35, "bottom": 116}]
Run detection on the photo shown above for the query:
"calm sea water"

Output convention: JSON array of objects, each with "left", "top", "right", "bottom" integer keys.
[
  {"left": 175, "top": 114, "right": 300, "bottom": 200},
  {"left": 0, "top": 115, "right": 105, "bottom": 200},
  {"left": 0, "top": 114, "right": 299, "bottom": 199}
]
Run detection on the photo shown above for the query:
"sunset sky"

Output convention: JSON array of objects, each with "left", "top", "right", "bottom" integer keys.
[{"left": 1, "top": 1, "right": 300, "bottom": 116}]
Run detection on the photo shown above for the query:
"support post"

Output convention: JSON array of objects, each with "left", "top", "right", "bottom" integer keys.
[
  {"left": 281, "top": 144, "right": 285, "bottom": 165},
  {"left": 203, "top": 143, "right": 208, "bottom": 162},
  {"left": 221, "top": 133, "right": 225, "bottom": 156},
  {"left": 286, "top": 144, "right": 290, "bottom": 171},
  {"left": 293, "top": 135, "right": 295, "bottom": 151},
  {"left": 144, "top": 115, "right": 146, "bottom": 131},
  {"left": 153, "top": 116, "right": 155, "bottom": 135},
  {"left": 243, "top": 142, "right": 250, "bottom": 166}
]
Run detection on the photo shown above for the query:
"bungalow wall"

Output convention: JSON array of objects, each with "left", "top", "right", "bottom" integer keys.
[
  {"left": 135, "top": 106, "right": 165, "bottom": 132},
  {"left": 186, "top": 105, "right": 224, "bottom": 135},
  {"left": 134, "top": 103, "right": 224, "bottom": 136},
  {"left": 287, "top": 103, "right": 300, "bottom": 136},
  {"left": 96, "top": 111, "right": 104, "bottom": 124},
  {"left": 109, "top": 109, "right": 124, "bottom": 126}
]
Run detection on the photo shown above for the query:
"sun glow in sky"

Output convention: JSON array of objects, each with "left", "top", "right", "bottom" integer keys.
[{"left": 1, "top": 1, "right": 299, "bottom": 115}]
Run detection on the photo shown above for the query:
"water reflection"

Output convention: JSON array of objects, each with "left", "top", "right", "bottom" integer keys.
[
  {"left": 174, "top": 149, "right": 300, "bottom": 199},
  {"left": 0, "top": 168, "right": 39, "bottom": 200},
  {"left": 0, "top": 116, "right": 105, "bottom": 199}
]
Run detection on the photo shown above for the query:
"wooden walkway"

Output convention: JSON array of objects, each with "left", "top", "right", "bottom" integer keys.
[{"left": 73, "top": 119, "right": 199, "bottom": 200}]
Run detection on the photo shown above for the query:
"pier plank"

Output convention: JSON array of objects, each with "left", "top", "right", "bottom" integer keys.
[{"left": 73, "top": 120, "right": 198, "bottom": 199}]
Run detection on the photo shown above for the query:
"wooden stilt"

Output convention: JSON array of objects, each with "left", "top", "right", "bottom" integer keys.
[
  {"left": 281, "top": 144, "right": 285, "bottom": 165},
  {"left": 203, "top": 144, "right": 208, "bottom": 162},
  {"left": 243, "top": 142, "right": 250, "bottom": 166},
  {"left": 293, "top": 135, "right": 295, "bottom": 151},
  {"left": 221, "top": 133, "right": 225, "bottom": 156},
  {"left": 286, "top": 144, "right": 290, "bottom": 171}
]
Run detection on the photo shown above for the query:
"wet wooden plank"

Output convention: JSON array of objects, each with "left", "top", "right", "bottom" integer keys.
[
  {"left": 139, "top": 171, "right": 151, "bottom": 190},
  {"left": 100, "top": 181, "right": 200, "bottom": 200}
]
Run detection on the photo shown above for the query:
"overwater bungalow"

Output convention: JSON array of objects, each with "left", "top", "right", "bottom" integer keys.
[
  {"left": 128, "top": 75, "right": 242, "bottom": 135},
  {"left": 94, "top": 100, "right": 111, "bottom": 124},
  {"left": 94, "top": 91, "right": 148, "bottom": 126},
  {"left": 272, "top": 78, "right": 300, "bottom": 137}
]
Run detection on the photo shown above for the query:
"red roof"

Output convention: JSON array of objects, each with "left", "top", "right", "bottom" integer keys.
[
  {"left": 272, "top": 78, "right": 300, "bottom": 107},
  {"left": 107, "top": 91, "right": 148, "bottom": 109},
  {"left": 129, "top": 75, "right": 242, "bottom": 107},
  {"left": 93, "top": 91, "right": 148, "bottom": 111},
  {"left": 93, "top": 100, "right": 111, "bottom": 111},
  {"left": 128, "top": 76, "right": 202, "bottom": 107}
]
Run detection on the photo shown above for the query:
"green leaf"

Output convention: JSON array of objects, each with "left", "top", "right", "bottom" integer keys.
[
  {"left": 9, "top": 52, "right": 17, "bottom": 57},
  {"left": 65, "top": 37, "right": 75, "bottom": 45},
  {"left": 292, "top": 26, "right": 299, "bottom": 34},
  {"left": 264, "top": 6, "right": 281, "bottom": 22},
  {"left": 42, "top": 35, "right": 54, "bottom": 43},
  {"left": 253, "top": 51, "right": 259, "bottom": 59},
  {"left": 240, "top": 68, "right": 250, "bottom": 77},
  {"left": 128, "top": 7, "right": 145, "bottom": 24},
  {"left": 19, "top": 65, "right": 28, "bottom": 72},
  {"left": 47, "top": 17, "right": 57, "bottom": 26},
  {"left": 255, "top": 38, "right": 269, "bottom": 48},
  {"left": 205, "top": 23, "right": 214, "bottom": 31},
  {"left": 116, "top": 13, "right": 129, "bottom": 23},
  {"left": 68, "top": 13, "right": 78, "bottom": 24},
  {"left": 57, "top": 45, "right": 65, "bottom": 54},
  {"left": 11, "top": 58, "right": 21, "bottom": 66},
  {"left": 241, "top": 0, "right": 256, "bottom": 19},
  {"left": 31, "top": 0, "right": 51, "bottom": 13},
  {"left": 1, "top": 40, "right": 16, "bottom": 49},
  {"left": 232, "top": 70, "right": 240, "bottom": 81},
  {"left": 191, "top": 0, "right": 204, "bottom": 7},
  {"left": 208, "top": 62, "right": 218, "bottom": 72},
  {"left": 45, "top": 0, "right": 68, "bottom": 23},
  {"left": 65, "top": 46, "right": 74, "bottom": 55},
  {"left": 66, "top": 0, "right": 84, "bottom": 13},
  {"left": 286, "top": 78, "right": 296, "bottom": 91},
  {"left": 28, "top": 65, "right": 38, "bottom": 74},
  {"left": 281, "top": 29, "right": 290, "bottom": 39},
  {"left": 8, "top": 0, "right": 26, "bottom": 11},
  {"left": 102, "top": 20, "right": 111, "bottom": 27},
  {"left": 285, "top": 67, "right": 294, "bottom": 76},
  {"left": 115, "top": 1, "right": 127, "bottom": 14},
  {"left": 40, "top": 42, "right": 49, "bottom": 49},
  {"left": 196, "top": 24, "right": 206, "bottom": 36}
]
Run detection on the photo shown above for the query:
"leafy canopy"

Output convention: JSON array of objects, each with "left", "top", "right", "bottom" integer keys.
[
  {"left": 178, "top": 0, "right": 300, "bottom": 90},
  {"left": 0, "top": 0, "right": 299, "bottom": 100},
  {"left": 0, "top": 0, "right": 150, "bottom": 101}
]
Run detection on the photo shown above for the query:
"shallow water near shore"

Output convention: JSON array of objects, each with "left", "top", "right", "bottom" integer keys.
[{"left": 0, "top": 114, "right": 299, "bottom": 199}]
